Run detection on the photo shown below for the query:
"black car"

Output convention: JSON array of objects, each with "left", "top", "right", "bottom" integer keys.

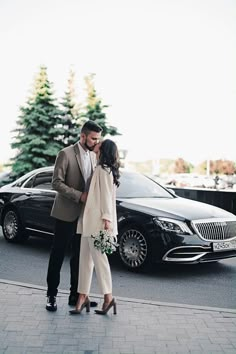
[{"left": 0, "top": 166, "right": 236, "bottom": 271}]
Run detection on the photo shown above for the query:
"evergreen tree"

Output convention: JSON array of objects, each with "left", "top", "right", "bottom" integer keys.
[
  {"left": 10, "top": 65, "right": 65, "bottom": 179},
  {"left": 82, "top": 73, "right": 120, "bottom": 137},
  {"left": 60, "top": 69, "right": 82, "bottom": 146}
]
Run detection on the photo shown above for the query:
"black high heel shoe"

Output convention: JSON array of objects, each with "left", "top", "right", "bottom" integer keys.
[
  {"left": 69, "top": 298, "right": 90, "bottom": 315},
  {"left": 94, "top": 298, "right": 117, "bottom": 315}
]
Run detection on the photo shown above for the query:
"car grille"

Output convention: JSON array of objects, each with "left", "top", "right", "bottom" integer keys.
[{"left": 191, "top": 218, "right": 236, "bottom": 241}]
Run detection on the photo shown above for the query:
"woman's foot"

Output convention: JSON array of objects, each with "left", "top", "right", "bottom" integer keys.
[
  {"left": 103, "top": 294, "right": 113, "bottom": 307},
  {"left": 95, "top": 298, "right": 117, "bottom": 315},
  {"left": 69, "top": 295, "right": 90, "bottom": 315},
  {"left": 75, "top": 295, "right": 87, "bottom": 310}
]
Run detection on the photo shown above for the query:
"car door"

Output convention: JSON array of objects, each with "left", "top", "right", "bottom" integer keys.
[{"left": 21, "top": 171, "right": 56, "bottom": 233}]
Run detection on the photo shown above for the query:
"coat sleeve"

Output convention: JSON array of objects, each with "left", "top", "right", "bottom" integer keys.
[
  {"left": 52, "top": 150, "right": 82, "bottom": 203},
  {"left": 99, "top": 167, "right": 113, "bottom": 222}
]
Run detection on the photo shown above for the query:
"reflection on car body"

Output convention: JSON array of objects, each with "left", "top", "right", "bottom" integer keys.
[{"left": 0, "top": 166, "right": 236, "bottom": 271}]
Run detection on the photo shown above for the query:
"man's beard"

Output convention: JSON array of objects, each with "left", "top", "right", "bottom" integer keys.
[{"left": 85, "top": 138, "right": 94, "bottom": 151}]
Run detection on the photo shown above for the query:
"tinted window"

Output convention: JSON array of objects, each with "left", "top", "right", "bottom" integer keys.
[
  {"left": 24, "top": 171, "right": 53, "bottom": 190},
  {"left": 117, "top": 171, "right": 173, "bottom": 198},
  {"left": 23, "top": 176, "right": 34, "bottom": 188},
  {"left": 13, "top": 172, "right": 36, "bottom": 187},
  {"left": 33, "top": 172, "right": 53, "bottom": 190}
]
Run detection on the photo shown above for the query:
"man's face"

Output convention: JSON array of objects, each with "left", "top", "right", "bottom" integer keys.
[
  {"left": 81, "top": 131, "right": 101, "bottom": 151},
  {"left": 93, "top": 141, "right": 102, "bottom": 155}
]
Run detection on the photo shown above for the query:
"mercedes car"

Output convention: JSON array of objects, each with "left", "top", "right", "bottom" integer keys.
[{"left": 0, "top": 166, "right": 236, "bottom": 271}]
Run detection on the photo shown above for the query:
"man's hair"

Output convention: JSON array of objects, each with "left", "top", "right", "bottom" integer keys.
[{"left": 81, "top": 120, "right": 102, "bottom": 135}]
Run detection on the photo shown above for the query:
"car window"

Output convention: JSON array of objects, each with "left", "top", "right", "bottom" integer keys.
[
  {"left": 13, "top": 172, "right": 35, "bottom": 187},
  {"left": 24, "top": 171, "right": 53, "bottom": 190},
  {"left": 117, "top": 171, "right": 173, "bottom": 198},
  {"left": 33, "top": 172, "right": 53, "bottom": 190},
  {"left": 23, "top": 176, "right": 35, "bottom": 188}
]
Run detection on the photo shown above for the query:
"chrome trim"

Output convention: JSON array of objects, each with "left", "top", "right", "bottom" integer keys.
[
  {"left": 164, "top": 254, "right": 207, "bottom": 262},
  {"left": 22, "top": 188, "right": 56, "bottom": 193},
  {"left": 191, "top": 218, "right": 236, "bottom": 242},
  {"left": 26, "top": 227, "right": 54, "bottom": 236},
  {"left": 162, "top": 246, "right": 210, "bottom": 262}
]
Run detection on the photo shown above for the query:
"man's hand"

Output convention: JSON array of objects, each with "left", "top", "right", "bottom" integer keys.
[
  {"left": 80, "top": 192, "right": 88, "bottom": 203},
  {"left": 103, "top": 219, "right": 111, "bottom": 230}
]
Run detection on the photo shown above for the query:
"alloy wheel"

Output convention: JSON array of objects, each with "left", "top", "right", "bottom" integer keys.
[
  {"left": 119, "top": 228, "right": 148, "bottom": 269},
  {"left": 3, "top": 210, "right": 19, "bottom": 241}
]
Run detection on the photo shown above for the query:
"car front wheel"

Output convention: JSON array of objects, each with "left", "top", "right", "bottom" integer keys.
[
  {"left": 118, "top": 225, "right": 149, "bottom": 271},
  {"left": 2, "top": 209, "right": 27, "bottom": 243}
]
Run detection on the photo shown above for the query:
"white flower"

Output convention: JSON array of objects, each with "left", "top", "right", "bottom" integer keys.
[{"left": 91, "top": 230, "right": 119, "bottom": 255}]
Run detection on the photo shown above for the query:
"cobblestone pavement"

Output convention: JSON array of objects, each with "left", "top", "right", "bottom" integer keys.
[{"left": 0, "top": 279, "right": 236, "bottom": 354}]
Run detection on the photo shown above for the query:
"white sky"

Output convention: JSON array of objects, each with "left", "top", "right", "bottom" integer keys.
[{"left": 0, "top": 0, "right": 235, "bottom": 165}]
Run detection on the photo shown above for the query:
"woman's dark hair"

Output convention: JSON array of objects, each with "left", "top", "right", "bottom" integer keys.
[{"left": 99, "top": 139, "right": 120, "bottom": 187}]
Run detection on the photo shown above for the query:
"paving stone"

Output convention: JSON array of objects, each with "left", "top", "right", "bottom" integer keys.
[{"left": 1, "top": 280, "right": 236, "bottom": 354}]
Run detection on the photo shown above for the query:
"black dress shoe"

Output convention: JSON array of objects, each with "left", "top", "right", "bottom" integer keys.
[
  {"left": 46, "top": 296, "right": 57, "bottom": 312},
  {"left": 68, "top": 294, "right": 78, "bottom": 306},
  {"left": 68, "top": 294, "right": 98, "bottom": 307}
]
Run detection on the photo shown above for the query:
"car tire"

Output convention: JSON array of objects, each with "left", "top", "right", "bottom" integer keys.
[
  {"left": 118, "top": 224, "right": 150, "bottom": 271},
  {"left": 2, "top": 209, "right": 28, "bottom": 243}
]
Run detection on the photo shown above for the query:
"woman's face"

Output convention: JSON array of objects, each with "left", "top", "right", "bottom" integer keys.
[{"left": 93, "top": 141, "right": 102, "bottom": 155}]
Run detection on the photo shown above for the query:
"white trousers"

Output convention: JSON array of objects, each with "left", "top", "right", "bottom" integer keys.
[{"left": 78, "top": 237, "right": 112, "bottom": 295}]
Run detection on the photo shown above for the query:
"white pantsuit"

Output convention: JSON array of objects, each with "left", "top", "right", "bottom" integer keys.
[
  {"left": 78, "top": 237, "right": 112, "bottom": 294},
  {"left": 77, "top": 165, "right": 117, "bottom": 295}
]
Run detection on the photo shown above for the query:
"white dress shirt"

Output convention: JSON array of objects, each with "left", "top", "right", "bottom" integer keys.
[
  {"left": 77, "top": 143, "right": 93, "bottom": 234},
  {"left": 78, "top": 143, "right": 92, "bottom": 191}
]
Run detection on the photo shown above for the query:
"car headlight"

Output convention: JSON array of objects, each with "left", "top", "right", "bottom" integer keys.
[{"left": 153, "top": 217, "right": 193, "bottom": 235}]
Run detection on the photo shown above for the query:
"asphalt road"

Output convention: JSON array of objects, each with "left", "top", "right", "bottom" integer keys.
[{"left": 0, "top": 228, "right": 235, "bottom": 309}]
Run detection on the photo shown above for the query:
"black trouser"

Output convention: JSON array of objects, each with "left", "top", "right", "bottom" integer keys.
[{"left": 46, "top": 218, "right": 81, "bottom": 297}]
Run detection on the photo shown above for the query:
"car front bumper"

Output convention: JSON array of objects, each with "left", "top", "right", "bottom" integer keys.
[{"left": 162, "top": 244, "right": 236, "bottom": 263}]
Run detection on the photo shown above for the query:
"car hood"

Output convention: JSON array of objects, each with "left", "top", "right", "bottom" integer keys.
[{"left": 118, "top": 197, "right": 235, "bottom": 221}]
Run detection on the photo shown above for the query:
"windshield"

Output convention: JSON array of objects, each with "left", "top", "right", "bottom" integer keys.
[{"left": 117, "top": 171, "right": 173, "bottom": 199}]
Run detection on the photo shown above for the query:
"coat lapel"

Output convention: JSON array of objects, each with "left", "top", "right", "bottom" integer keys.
[
  {"left": 74, "top": 143, "right": 96, "bottom": 182},
  {"left": 73, "top": 143, "right": 85, "bottom": 181}
]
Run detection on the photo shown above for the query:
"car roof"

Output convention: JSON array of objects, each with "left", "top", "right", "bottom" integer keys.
[
  {"left": 32, "top": 166, "right": 54, "bottom": 173},
  {"left": 12, "top": 166, "right": 134, "bottom": 187}
]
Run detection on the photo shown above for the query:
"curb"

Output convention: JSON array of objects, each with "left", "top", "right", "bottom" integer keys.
[{"left": 1, "top": 278, "right": 236, "bottom": 314}]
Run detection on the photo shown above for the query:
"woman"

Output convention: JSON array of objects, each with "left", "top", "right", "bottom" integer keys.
[{"left": 70, "top": 139, "right": 120, "bottom": 315}]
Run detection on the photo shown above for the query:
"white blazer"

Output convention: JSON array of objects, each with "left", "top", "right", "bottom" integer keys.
[{"left": 78, "top": 165, "right": 118, "bottom": 237}]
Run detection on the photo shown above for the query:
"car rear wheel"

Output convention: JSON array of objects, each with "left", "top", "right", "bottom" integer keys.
[
  {"left": 2, "top": 209, "right": 28, "bottom": 243},
  {"left": 118, "top": 225, "right": 149, "bottom": 271}
]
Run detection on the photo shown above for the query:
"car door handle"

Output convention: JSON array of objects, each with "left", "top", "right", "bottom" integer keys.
[{"left": 25, "top": 192, "right": 32, "bottom": 196}]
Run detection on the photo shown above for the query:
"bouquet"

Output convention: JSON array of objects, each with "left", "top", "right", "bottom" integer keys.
[{"left": 91, "top": 230, "right": 119, "bottom": 255}]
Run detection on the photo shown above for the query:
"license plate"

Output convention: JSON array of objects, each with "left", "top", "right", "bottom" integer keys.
[{"left": 213, "top": 240, "right": 236, "bottom": 252}]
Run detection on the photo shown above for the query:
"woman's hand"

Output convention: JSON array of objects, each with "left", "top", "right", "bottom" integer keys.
[
  {"left": 80, "top": 192, "right": 88, "bottom": 203},
  {"left": 103, "top": 219, "right": 111, "bottom": 230}
]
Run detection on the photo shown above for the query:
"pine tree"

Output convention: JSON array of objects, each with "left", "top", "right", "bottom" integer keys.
[
  {"left": 83, "top": 73, "right": 120, "bottom": 137},
  {"left": 60, "top": 69, "right": 82, "bottom": 147},
  {"left": 10, "top": 65, "right": 65, "bottom": 179}
]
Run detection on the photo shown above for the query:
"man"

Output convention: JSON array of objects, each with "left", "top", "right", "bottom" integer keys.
[{"left": 46, "top": 120, "right": 102, "bottom": 311}]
